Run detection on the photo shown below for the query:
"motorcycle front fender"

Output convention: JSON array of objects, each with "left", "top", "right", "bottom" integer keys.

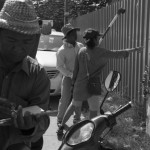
[
  {"left": 59, "top": 143, "right": 100, "bottom": 150},
  {"left": 92, "top": 115, "right": 116, "bottom": 143},
  {"left": 59, "top": 143, "right": 74, "bottom": 150},
  {"left": 92, "top": 115, "right": 109, "bottom": 135}
]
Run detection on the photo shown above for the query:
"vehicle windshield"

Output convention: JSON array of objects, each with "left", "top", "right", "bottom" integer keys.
[{"left": 38, "top": 30, "right": 63, "bottom": 52}]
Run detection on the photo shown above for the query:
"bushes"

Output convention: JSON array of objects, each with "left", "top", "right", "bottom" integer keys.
[{"left": 102, "top": 93, "right": 150, "bottom": 150}]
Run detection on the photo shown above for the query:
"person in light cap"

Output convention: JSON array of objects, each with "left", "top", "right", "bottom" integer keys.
[
  {"left": 0, "top": 0, "right": 50, "bottom": 149},
  {"left": 56, "top": 23, "right": 84, "bottom": 135}
]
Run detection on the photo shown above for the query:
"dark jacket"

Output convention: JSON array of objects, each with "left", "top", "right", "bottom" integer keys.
[{"left": 0, "top": 56, "right": 50, "bottom": 149}]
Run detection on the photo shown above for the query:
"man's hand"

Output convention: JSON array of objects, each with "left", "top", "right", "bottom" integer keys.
[
  {"left": 0, "top": 97, "right": 16, "bottom": 118},
  {"left": 68, "top": 72, "right": 73, "bottom": 78},
  {"left": 126, "top": 47, "right": 144, "bottom": 53},
  {"left": 12, "top": 105, "right": 36, "bottom": 130},
  {"left": 123, "top": 51, "right": 129, "bottom": 58},
  {"left": 135, "top": 46, "right": 144, "bottom": 53}
]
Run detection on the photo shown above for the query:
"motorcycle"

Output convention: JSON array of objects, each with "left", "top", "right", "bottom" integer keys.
[{"left": 58, "top": 70, "right": 132, "bottom": 150}]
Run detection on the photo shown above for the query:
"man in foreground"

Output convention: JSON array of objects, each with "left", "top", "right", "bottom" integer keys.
[{"left": 0, "top": 0, "right": 50, "bottom": 149}]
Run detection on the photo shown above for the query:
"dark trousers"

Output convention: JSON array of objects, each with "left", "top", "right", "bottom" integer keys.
[
  {"left": 7, "top": 137, "right": 43, "bottom": 150},
  {"left": 7, "top": 144, "right": 30, "bottom": 150},
  {"left": 31, "top": 137, "right": 43, "bottom": 150}
]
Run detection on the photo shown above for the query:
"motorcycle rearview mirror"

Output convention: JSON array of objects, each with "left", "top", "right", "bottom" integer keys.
[
  {"left": 105, "top": 70, "right": 121, "bottom": 92},
  {"left": 100, "top": 71, "right": 121, "bottom": 114}
]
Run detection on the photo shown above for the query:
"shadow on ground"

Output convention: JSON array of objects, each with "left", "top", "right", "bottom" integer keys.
[{"left": 49, "top": 95, "right": 60, "bottom": 116}]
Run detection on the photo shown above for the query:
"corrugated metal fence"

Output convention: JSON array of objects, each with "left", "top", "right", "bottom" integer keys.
[{"left": 71, "top": 0, "right": 150, "bottom": 105}]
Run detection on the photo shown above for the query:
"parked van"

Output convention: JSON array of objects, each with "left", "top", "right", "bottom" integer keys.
[{"left": 36, "top": 29, "right": 64, "bottom": 96}]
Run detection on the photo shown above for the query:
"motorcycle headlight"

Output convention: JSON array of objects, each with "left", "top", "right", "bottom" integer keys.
[{"left": 66, "top": 121, "right": 95, "bottom": 146}]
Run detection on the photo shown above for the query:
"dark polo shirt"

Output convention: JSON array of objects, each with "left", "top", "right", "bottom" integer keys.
[{"left": 0, "top": 56, "right": 50, "bottom": 118}]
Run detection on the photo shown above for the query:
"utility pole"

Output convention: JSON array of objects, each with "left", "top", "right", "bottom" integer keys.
[{"left": 64, "top": 0, "right": 69, "bottom": 25}]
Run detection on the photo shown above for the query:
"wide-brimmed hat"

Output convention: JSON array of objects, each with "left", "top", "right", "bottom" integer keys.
[
  {"left": 61, "top": 23, "right": 80, "bottom": 39},
  {"left": 83, "top": 28, "right": 103, "bottom": 39},
  {"left": 0, "top": 0, "right": 40, "bottom": 35}
]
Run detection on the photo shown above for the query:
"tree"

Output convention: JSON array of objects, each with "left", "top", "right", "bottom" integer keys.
[{"left": 33, "top": 0, "right": 113, "bottom": 31}]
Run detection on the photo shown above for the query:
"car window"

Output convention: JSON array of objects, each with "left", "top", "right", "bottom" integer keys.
[{"left": 38, "top": 31, "right": 63, "bottom": 51}]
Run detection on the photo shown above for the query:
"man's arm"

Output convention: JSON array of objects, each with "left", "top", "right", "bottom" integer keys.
[
  {"left": 103, "top": 47, "right": 143, "bottom": 59},
  {"left": 56, "top": 50, "right": 73, "bottom": 78},
  {"left": 25, "top": 67, "right": 50, "bottom": 142},
  {"left": 112, "top": 47, "right": 143, "bottom": 53},
  {"left": 7, "top": 67, "right": 50, "bottom": 146},
  {"left": 72, "top": 53, "right": 79, "bottom": 86}
]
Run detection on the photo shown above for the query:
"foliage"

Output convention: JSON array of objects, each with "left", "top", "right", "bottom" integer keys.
[
  {"left": 102, "top": 93, "right": 150, "bottom": 150},
  {"left": 33, "top": 0, "right": 113, "bottom": 31}
]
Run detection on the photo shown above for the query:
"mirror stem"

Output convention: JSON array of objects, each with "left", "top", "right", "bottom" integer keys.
[{"left": 99, "top": 91, "right": 109, "bottom": 114}]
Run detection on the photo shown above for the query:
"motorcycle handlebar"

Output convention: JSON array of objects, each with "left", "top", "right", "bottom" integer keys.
[
  {"left": 0, "top": 110, "right": 52, "bottom": 126},
  {"left": 112, "top": 101, "right": 132, "bottom": 118}
]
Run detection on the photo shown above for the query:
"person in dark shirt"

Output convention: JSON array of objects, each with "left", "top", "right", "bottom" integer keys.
[{"left": 0, "top": 0, "right": 50, "bottom": 149}]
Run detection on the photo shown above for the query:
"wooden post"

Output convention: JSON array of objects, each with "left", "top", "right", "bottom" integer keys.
[{"left": 64, "top": 0, "right": 68, "bottom": 25}]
